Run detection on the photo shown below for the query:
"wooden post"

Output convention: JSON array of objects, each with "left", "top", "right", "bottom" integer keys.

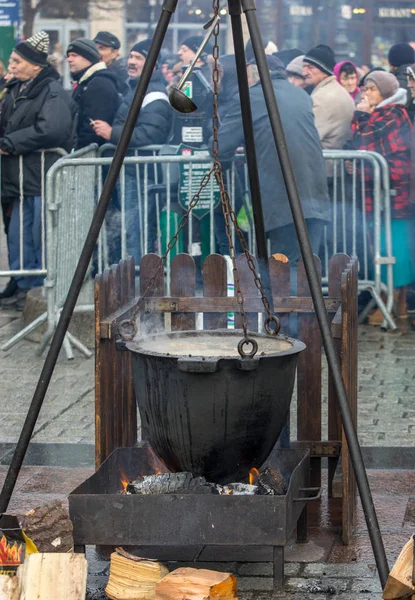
[{"left": 95, "top": 258, "right": 137, "bottom": 468}]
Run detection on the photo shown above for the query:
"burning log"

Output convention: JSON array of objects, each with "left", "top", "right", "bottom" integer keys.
[
  {"left": 383, "top": 536, "right": 415, "bottom": 599},
  {"left": 106, "top": 548, "right": 168, "bottom": 600},
  {"left": 155, "top": 567, "right": 237, "bottom": 600},
  {"left": 126, "top": 473, "right": 219, "bottom": 495},
  {"left": 257, "top": 467, "right": 287, "bottom": 496},
  {"left": 221, "top": 483, "right": 257, "bottom": 495}
]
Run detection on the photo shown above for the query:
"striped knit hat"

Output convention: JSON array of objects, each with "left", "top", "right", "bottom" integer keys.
[{"left": 15, "top": 31, "right": 49, "bottom": 67}]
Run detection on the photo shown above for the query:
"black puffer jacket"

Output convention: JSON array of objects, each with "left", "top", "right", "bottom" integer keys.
[
  {"left": 72, "top": 63, "right": 120, "bottom": 149},
  {"left": 110, "top": 70, "right": 172, "bottom": 149},
  {"left": 0, "top": 65, "right": 74, "bottom": 197},
  {"left": 107, "top": 58, "right": 129, "bottom": 94},
  {"left": 391, "top": 64, "right": 415, "bottom": 121}
]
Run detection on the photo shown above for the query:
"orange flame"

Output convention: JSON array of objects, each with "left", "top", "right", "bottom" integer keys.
[
  {"left": 249, "top": 468, "right": 260, "bottom": 486},
  {"left": 120, "top": 469, "right": 130, "bottom": 492},
  {"left": 0, "top": 536, "right": 23, "bottom": 566}
]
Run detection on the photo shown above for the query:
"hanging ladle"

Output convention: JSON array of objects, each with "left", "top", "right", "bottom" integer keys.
[{"left": 169, "top": 14, "right": 220, "bottom": 113}]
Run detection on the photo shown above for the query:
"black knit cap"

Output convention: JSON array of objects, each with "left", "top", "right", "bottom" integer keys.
[
  {"left": 15, "top": 31, "right": 49, "bottom": 67},
  {"left": 248, "top": 55, "right": 285, "bottom": 72},
  {"left": 66, "top": 38, "right": 101, "bottom": 64},
  {"left": 303, "top": 44, "right": 335, "bottom": 76},
  {"left": 131, "top": 38, "right": 152, "bottom": 57},
  {"left": 180, "top": 35, "right": 213, "bottom": 60},
  {"left": 388, "top": 43, "right": 415, "bottom": 67},
  {"left": 93, "top": 31, "right": 120, "bottom": 50}
]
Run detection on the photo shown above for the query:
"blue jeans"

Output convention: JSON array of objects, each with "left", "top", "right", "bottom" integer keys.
[{"left": 8, "top": 195, "right": 44, "bottom": 290}]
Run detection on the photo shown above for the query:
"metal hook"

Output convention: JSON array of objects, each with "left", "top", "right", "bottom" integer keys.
[
  {"left": 238, "top": 337, "right": 259, "bottom": 359},
  {"left": 169, "top": 14, "right": 220, "bottom": 114},
  {"left": 264, "top": 315, "right": 281, "bottom": 336}
]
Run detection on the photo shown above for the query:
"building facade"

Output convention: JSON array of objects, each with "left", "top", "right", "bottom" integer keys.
[{"left": 266, "top": 0, "right": 415, "bottom": 66}]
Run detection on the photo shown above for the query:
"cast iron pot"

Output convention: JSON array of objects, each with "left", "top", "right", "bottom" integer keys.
[{"left": 126, "top": 330, "right": 305, "bottom": 484}]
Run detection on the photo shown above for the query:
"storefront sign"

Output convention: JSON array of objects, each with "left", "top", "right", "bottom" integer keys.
[
  {"left": 289, "top": 5, "right": 313, "bottom": 17},
  {"left": 378, "top": 7, "right": 413, "bottom": 18},
  {"left": 341, "top": 5, "right": 353, "bottom": 20},
  {"left": 0, "top": 0, "right": 19, "bottom": 27}
]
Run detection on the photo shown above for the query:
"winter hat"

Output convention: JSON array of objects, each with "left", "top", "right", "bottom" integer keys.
[
  {"left": 366, "top": 71, "right": 399, "bottom": 99},
  {"left": 358, "top": 67, "right": 385, "bottom": 88},
  {"left": 131, "top": 38, "right": 152, "bottom": 58},
  {"left": 388, "top": 43, "right": 415, "bottom": 67},
  {"left": 245, "top": 39, "right": 278, "bottom": 62},
  {"left": 67, "top": 38, "right": 100, "bottom": 64},
  {"left": 274, "top": 48, "right": 303, "bottom": 67},
  {"left": 303, "top": 44, "right": 336, "bottom": 76},
  {"left": 248, "top": 55, "right": 285, "bottom": 72},
  {"left": 286, "top": 55, "right": 305, "bottom": 78},
  {"left": 14, "top": 31, "right": 49, "bottom": 67},
  {"left": 180, "top": 36, "right": 213, "bottom": 61},
  {"left": 93, "top": 31, "right": 121, "bottom": 50}
]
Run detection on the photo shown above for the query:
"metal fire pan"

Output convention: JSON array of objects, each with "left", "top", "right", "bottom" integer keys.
[{"left": 69, "top": 444, "right": 310, "bottom": 548}]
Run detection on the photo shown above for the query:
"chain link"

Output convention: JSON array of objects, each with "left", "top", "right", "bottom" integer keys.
[{"left": 119, "top": 0, "right": 280, "bottom": 351}]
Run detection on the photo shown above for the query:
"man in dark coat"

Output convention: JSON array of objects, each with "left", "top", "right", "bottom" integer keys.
[
  {"left": 67, "top": 38, "right": 120, "bottom": 149},
  {"left": 215, "top": 56, "right": 329, "bottom": 265},
  {"left": 93, "top": 31, "right": 128, "bottom": 93},
  {"left": 388, "top": 43, "right": 415, "bottom": 121},
  {"left": 92, "top": 39, "right": 172, "bottom": 264},
  {"left": 0, "top": 31, "right": 73, "bottom": 308}
]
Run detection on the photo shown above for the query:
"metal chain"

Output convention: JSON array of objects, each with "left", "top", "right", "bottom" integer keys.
[
  {"left": 209, "top": 0, "right": 280, "bottom": 344},
  {"left": 119, "top": 0, "right": 280, "bottom": 350}
]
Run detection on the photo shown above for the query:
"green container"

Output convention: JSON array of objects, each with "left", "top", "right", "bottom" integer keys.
[
  {"left": 0, "top": 27, "right": 16, "bottom": 64},
  {"left": 160, "top": 210, "right": 184, "bottom": 259}
]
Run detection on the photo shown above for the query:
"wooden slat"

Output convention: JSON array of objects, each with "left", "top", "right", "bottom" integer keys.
[
  {"left": 203, "top": 254, "right": 228, "bottom": 330},
  {"left": 328, "top": 254, "right": 350, "bottom": 497},
  {"left": 297, "top": 255, "right": 322, "bottom": 488},
  {"left": 100, "top": 296, "right": 341, "bottom": 339},
  {"left": 269, "top": 254, "right": 290, "bottom": 334},
  {"left": 341, "top": 259, "right": 358, "bottom": 544},
  {"left": 139, "top": 253, "right": 165, "bottom": 335},
  {"left": 119, "top": 256, "right": 137, "bottom": 451},
  {"left": 171, "top": 254, "right": 196, "bottom": 331},
  {"left": 234, "top": 254, "right": 259, "bottom": 331}
]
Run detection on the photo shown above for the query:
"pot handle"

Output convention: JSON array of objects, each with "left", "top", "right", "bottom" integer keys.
[
  {"left": 177, "top": 358, "right": 219, "bottom": 373},
  {"left": 293, "top": 487, "right": 322, "bottom": 502}
]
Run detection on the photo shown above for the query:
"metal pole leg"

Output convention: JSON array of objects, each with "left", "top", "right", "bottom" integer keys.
[
  {"left": 1, "top": 312, "right": 48, "bottom": 352},
  {"left": 0, "top": 0, "right": 178, "bottom": 514},
  {"left": 273, "top": 546, "right": 284, "bottom": 595},
  {"left": 237, "top": 0, "right": 389, "bottom": 587},
  {"left": 66, "top": 331, "right": 93, "bottom": 359}
]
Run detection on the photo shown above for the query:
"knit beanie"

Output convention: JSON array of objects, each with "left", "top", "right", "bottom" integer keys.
[
  {"left": 303, "top": 44, "right": 335, "bottom": 76},
  {"left": 14, "top": 31, "right": 49, "bottom": 67},
  {"left": 131, "top": 38, "right": 152, "bottom": 58},
  {"left": 388, "top": 43, "right": 415, "bottom": 67},
  {"left": 180, "top": 36, "right": 213, "bottom": 60},
  {"left": 274, "top": 48, "right": 303, "bottom": 67},
  {"left": 248, "top": 55, "right": 285, "bottom": 72},
  {"left": 366, "top": 71, "right": 399, "bottom": 100},
  {"left": 358, "top": 67, "right": 385, "bottom": 88},
  {"left": 245, "top": 38, "right": 278, "bottom": 62},
  {"left": 93, "top": 31, "right": 121, "bottom": 50},
  {"left": 66, "top": 38, "right": 100, "bottom": 64},
  {"left": 286, "top": 55, "right": 305, "bottom": 78}
]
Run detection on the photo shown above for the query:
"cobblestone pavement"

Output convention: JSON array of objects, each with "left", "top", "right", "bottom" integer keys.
[{"left": 0, "top": 306, "right": 414, "bottom": 446}]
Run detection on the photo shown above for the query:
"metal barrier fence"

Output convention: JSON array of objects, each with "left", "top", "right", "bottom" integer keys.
[
  {"left": 1, "top": 145, "right": 396, "bottom": 357},
  {"left": 0, "top": 148, "right": 67, "bottom": 280}
]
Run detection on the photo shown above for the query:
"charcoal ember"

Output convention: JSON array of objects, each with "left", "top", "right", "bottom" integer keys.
[
  {"left": 221, "top": 483, "right": 258, "bottom": 495},
  {"left": 257, "top": 467, "right": 287, "bottom": 495},
  {"left": 126, "top": 472, "right": 219, "bottom": 495}
]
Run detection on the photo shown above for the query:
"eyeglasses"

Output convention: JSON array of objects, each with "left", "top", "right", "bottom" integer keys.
[{"left": 407, "top": 66, "right": 415, "bottom": 81}]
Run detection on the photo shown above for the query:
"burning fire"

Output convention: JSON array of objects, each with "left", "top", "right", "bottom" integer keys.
[
  {"left": 119, "top": 451, "right": 165, "bottom": 491},
  {"left": 0, "top": 536, "right": 23, "bottom": 565},
  {"left": 249, "top": 468, "right": 260, "bottom": 486}
]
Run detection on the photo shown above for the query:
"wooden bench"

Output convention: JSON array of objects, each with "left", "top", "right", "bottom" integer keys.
[{"left": 95, "top": 252, "right": 358, "bottom": 543}]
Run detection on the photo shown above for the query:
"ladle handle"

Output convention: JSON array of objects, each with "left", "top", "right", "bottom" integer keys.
[{"left": 177, "top": 14, "right": 220, "bottom": 90}]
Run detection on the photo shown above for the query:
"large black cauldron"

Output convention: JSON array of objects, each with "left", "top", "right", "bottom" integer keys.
[{"left": 127, "top": 330, "right": 305, "bottom": 484}]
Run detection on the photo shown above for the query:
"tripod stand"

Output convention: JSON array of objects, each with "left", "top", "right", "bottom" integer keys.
[{"left": 0, "top": 0, "right": 389, "bottom": 590}]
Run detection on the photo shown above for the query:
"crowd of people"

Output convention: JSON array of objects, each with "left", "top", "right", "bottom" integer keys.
[{"left": 0, "top": 29, "right": 414, "bottom": 323}]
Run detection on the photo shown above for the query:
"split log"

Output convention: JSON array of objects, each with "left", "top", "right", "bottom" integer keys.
[
  {"left": 17, "top": 553, "right": 87, "bottom": 600},
  {"left": 155, "top": 567, "right": 237, "bottom": 600},
  {"left": 127, "top": 473, "right": 219, "bottom": 495},
  {"left": 106, "top": 549, "right": 168, "bottom": 600},
  {"left": 20, "top": 500, "right": 73, "bottom": 553},
  {"left": 383, "top": 536, "right": 415, "bottom": 599},
  {"left": 0, "top": 575, "right": 19, "bottom": 600}
]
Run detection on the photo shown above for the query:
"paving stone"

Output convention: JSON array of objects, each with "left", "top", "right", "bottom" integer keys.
[
  {"left": 286, "top": 577, "right": 349, "bottom": 594},
  {"left": 302, "top": 563, "right": 376, "bottom": 578},
  {"left": 349, "top": 577, "right": 383, "bottom": 593}
]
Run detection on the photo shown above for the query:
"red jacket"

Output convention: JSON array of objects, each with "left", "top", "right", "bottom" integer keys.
[{"left": 352, "top": 103, "right": 411, "bottom": 219}]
